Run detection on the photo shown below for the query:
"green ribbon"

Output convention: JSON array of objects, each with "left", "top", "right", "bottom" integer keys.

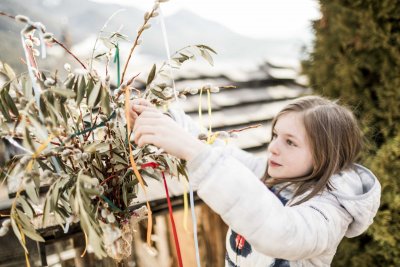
[
  {"left": 100, "top": 194, "right": 122, "bottom": 212},
  {"left": 61, "top": 110, "right": 116, "bottom": 145},
  {"left": 113, "top": 43, "right": 120, "bottom": 87}
]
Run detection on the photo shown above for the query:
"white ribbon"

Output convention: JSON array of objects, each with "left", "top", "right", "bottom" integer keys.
[
  {"left": 159, "top": 7, "right": 202, "bottom": 267},
  {"left": 33, "top": 22, "right": 47, "bottom": 59},
  {"left": 159, "top": 7, "right": 178, "bottom": 102},
  {"left": 20, "top": 30, "right": 61, "bottom": 173},
  {"left": 20, "top": 32, "right": 44, "bottom": 124}
]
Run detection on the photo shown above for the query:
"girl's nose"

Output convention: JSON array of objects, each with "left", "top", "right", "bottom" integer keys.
[{"left": 267, "top": 139, "right": 280, "bottom": 155}]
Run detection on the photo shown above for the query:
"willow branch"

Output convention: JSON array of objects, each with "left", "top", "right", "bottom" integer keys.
[
  {"left": 120, "top": 8, "right": 157, "bottom": 84},
  {"left": 0, "top": 11, "right": 88, "bottom": 71}
]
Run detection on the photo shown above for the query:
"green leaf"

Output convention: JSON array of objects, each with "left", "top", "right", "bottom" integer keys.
[
  {"left": 0, "top": 95, "right": 11, "bottom": 121},
  {"left": 18, "top": 196, "right": 34, "bottom": 219},
  {"left": 126, "top": 179, "right": 138, "bottom": 188},
  {"left": 56, "top": 205, "right": 70, "bottom": 220},
  {"left": 85, "top": 141, "right": 110, "bottom": 154},
  {"left": 147, "top": 64, "right": 156, "bottom": 86},
  {"left": 167, "top": 157, "right": 178, "bottom": 176},
  {"left": 150, "top": 88, "right": 168, "bottom": 100},
  {"left": 51, "top": 182, "right": 60, "bottom": 210},
  {"left": 88, "top": 81, "right": 102, "bottom": 107},
  {"left": 25, "top": 179, "right": 39, "bottom": 205},
  {"left": 3, "top": 62, "right": 16, "bottom": 80},
  {"left": 21, "top": 227, "right": 45, "bottom": 242},
  {"left": 101, "top": 86, "right": 111, "bottom": 116},
  {"left": 127, "top": 192, "right": 137, "bottom": 199},
  {"left": 86, "top": 78, "right": 94, "bottom": 98},
  {"left": 177, "top": 161, "right": 189, "bottom": 178},
  {"left": 88, "top": 227, "right": 107, "bottom": 258},
  {"left": 112, "top": 152, "right": 128, "bottom": 165},
  {"left": 142, "top": 169, "right": 160, "bottom": 181},
  {"left": 11, "top": 219, "right": 28, "bottom": 253},
  {"left": 113, "top": 163, "right": 126, "bottom": 172},
  {"left": 44, "top": 102, "right": 64, "bottom": 127},
  {"left": 51, "top": 88, "right": 76, "bottom": 98},
  {"left": 22, "top": 76, "right": 33, "bottom": 99},
  {"left": 197, "top": 44, "right": 217, "bottom": 54},
  {"left": 122, "top": 182, "right": 128, "bottom": 207},
  {"left": 39, "top": 93, "right": 50, "bottom": 118},
  {"left": 16, "top": 209, "right": 33, "bottom": 229},
  {"left": 94, "top": 52, "right": 107, "bottom": 59},
  {"left": 42, "top": 197, "right": 51, "bottom": 227},
  {"left": 76, "top": 75, "right": 86, "bottom": 105},
  {"left": 2, "top": 90, "right": 19, "bottom": 117},
  {"left": 200, "top": 49, "right": 214, "bottom": 66},
  {"left": 59, "top": 102, "right": 68, "bottom": 125},
  {"left": 27, "top": 114, "right": 48, "bottom": 142},
  {"left": 174, "top": 54, "right": 189, "bottom": 64},
  {"left": 23, "top": 127, "right": 35, "bottom": 152},
  {"left": 64, "top": 75, "right": 75, "bottom": 89},
  {"left": 121, "top": 168, "right": 134, "bottom": 181},
  {"left": 83, "top": 188, "right": 101, "bottom": 196}
]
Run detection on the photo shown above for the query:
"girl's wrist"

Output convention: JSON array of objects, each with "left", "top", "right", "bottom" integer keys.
[{"left": 184, "top": 139, "right": 208, "bottom": 162}]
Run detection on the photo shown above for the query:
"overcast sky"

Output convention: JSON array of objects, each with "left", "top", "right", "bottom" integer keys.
[{"left": 91, "top": 0, "right": 321, "bottom": 40}]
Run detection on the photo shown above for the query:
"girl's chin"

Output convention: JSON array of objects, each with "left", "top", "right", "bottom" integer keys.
[{"left": 268, "top": 168, "right": 283, "bottom": 178}]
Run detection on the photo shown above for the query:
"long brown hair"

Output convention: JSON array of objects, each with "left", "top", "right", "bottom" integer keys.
[{"left": 263, "top": 95, "right": 363, "bottom": 205}]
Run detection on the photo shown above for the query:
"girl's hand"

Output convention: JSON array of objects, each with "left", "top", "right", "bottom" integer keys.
[
  {"left": 128, "top": 98, "right": 158, "bottom": 126},
  {"left": 133, "top": 108, "right": 208, "bottom": 161}
]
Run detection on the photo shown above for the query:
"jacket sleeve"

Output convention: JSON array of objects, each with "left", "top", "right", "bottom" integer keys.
[
  {"left": 187, "top": 146, "right": 351, "bottom": 260},
  {"left": 169, "top": 106, "right": 266, "bottom": 177}
]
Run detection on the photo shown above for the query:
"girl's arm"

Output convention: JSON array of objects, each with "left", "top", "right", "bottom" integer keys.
[
  {"left": 132, "top": 102, "right": 266, "bottom": 177},
  {"left": 168, "top": 107, "right": 267, "bottom": 177},
  {"left": 133, "top": 110, "right": 352, "bottom": 260}
]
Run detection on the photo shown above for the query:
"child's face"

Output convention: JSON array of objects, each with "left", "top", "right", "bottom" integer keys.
[{"left": 267, "top": 112, "right": 314, "bottom": 179}]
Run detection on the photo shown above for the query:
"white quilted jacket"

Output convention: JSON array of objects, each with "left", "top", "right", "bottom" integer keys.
[{"left": 169, "top": 107, "right": 381, "bottom": 267}]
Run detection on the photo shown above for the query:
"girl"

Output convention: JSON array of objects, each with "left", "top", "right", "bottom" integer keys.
[{"left": 130, "top": 95, "right": 381, "bottom": 267}]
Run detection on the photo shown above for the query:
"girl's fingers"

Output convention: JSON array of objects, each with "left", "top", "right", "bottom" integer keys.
[
  {"left": 131, "top": 98, "right": 152, "bottom": 107},
  {"left": 134, "top": 125, "right": 157, "bottom": 144},
  {"left": 128, "top": 109, "right": 137, "bottom": 125},
  {"left": 137, "top": 134, "right": 159, "bottom": 148},
  {"left": 133, "top": 117, "right": 163, "bottom": 132},
  {"left": 132, "top": 104, "right": 158, "bottom": 114},
  {"left": 128, "top": 104, "right": 160, "bottom": 127},
  {"left": 139, "top": 109, "right": 163, "bottom": 118},
  {"left": 130, "top": 99, "right": 156, "bottom": 115}
]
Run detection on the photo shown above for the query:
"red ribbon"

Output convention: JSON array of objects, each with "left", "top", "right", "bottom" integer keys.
[
  {"left": 141, "top": 162, "right": 184, "bottom": 267},
  {"left": 141, "top": 162, "right": 160, "bottom": 169}
]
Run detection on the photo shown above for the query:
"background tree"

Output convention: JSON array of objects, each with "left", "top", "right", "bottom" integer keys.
[{"left": 303, "top": 1, "right": 400, "bottom": 266}]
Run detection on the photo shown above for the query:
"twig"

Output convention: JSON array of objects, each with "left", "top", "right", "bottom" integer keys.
[
  {"left": 0, "top": 11, "right": 89, "bottom": 72},
  {"left": 114, "top": 73, "right": 141, "bottom": 101},
  {"left": 120, "top": 7, "right": 157, "bottom": 84},
  {"left": 89, "top": 9, "right": 125, "bottom": 72},
  {"left": 0, "top": 11, "right": 15, "bottom": 19},
  {"left": 100, "top": 174, "right": 118, "bottom": 186},
  {"left": 228, "top": 124, "right": 262, "bottom": 133},
  {"left": 52, "top": 39, "right": 88, "bottom": 70}
]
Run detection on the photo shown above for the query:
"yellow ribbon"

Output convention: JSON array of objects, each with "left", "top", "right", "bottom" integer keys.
[
  {"left": 26, "top": 134, "right": 53, "bottom": 172},
  {"left": 206, "top": 89, "right": 212, "bottom": 143},
  {"left": 182, "top": 178, "right": 189, "bottom": 232},
  {"left": 18, "top": 224, "right": 31, "bottom": 267},
  {"left": 81, "top": 231, "right": 88, "bottom": 257},
  {"left": 124, "top": 85, "right": 153, "bottom": 247},
  {"left": 198, "top": 88, "right": 203, "bottom": 128}
]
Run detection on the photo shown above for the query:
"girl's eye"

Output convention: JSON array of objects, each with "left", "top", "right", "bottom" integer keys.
[{"left": 287, "top": 139, "right": 296, "bottom": 146}]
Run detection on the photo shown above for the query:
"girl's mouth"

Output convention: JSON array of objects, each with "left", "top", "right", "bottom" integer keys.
[{"left": 269, "top": 160, "right": 282, "bottom": 168}]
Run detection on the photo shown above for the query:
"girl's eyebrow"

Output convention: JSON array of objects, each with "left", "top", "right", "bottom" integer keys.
[
  {"left": 273, "top": 129, "right": 300, "bottom": 141},
  {"left": 284, "top": 133, "right": 300, "bottom": 141}
]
